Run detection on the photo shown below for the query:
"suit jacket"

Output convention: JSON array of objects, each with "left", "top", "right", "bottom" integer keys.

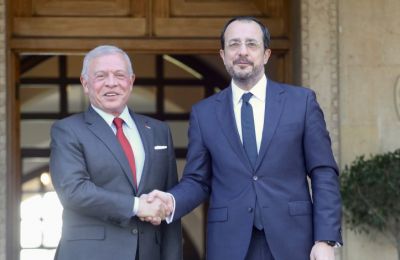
[
  {"left": 170, "top": 79, "right": 342, "bottom": 260},
  {"left": 50, "top": 106, "right": 182, "bottom": 260}
]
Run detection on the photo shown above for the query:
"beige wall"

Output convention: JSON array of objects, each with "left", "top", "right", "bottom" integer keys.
[{"left": 339, "top": 0, "right": 400, "bottom": 259}]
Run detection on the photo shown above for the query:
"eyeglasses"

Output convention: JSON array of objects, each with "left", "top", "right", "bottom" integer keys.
[{"left": 226, "top": 40, "right": 262, "bottom": 51}]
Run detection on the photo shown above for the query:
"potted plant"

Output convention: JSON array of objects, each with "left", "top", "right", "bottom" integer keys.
[{"left": 341, "top": 149, "right": 400, "bottom": 259}]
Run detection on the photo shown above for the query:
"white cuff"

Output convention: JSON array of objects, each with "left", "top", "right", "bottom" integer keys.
[
  {"left": 165, "top": 193, "right": 176, "bottom": 224},
  {"left": 133, "top": 197, "right": 139, "bottom": 216}
]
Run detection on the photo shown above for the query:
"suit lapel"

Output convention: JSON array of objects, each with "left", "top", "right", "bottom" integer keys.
[
  {"left": 216, "top": 87, "right": 253, "bottom": 170},
  {"left": 84, "top": 107, "right": 136, "bottom": 192},
  {"left": 132, "top": 113, "right": 154, "bottom": 194},
  {"left": 255, "top": 79, "right": 286, "bottom": 172}
]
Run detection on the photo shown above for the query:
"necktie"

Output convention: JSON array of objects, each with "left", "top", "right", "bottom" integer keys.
[
  {"left": 241, "top": 92, "right": 258, "bottom": 167},
  {"left": 241, "top": 93, "right": 263, "bottom": 230},
  {"left": 113, "top": 117, "right": 137, "bottom": 189}
]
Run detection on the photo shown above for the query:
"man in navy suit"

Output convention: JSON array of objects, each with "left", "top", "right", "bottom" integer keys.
[
  {"left": 147, "top": 16, "right": 342, "bottom": 260},
  {"left": 50, "top": 45, "right": 182, "bottom": 260}
]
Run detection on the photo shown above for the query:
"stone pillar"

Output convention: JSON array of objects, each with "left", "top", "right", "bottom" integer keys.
[
  {"left": 0, "top": 0, "right": 6, "bottom": 258},
  {"left": 300, "top": 0, "right": 342, "bottom": 259},
  {"left": 301, "top": 0, "right": 340, "bottom": 161}
]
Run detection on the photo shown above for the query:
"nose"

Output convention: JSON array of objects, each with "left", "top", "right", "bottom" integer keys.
[
  {"left": 105, "top": 74, "right": 117, "bottom": 87},
  {"left": 238, "top": 43, "right": 248, "bottom": 56}
]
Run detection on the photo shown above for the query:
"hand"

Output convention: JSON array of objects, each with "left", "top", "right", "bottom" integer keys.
[
  {"left": 146, "top": 189, "right": 174, "bottom": 215},
  {"left": 310, "top": 242, "right": 335, "bottom": 260},
  {"left": 139, "top": 190, "right": 174, "bottom": 225},
  {"left": 137, "top": 194, "right": 168, "bottom": 225}
]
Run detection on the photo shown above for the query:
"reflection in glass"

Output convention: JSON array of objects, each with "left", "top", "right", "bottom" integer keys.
[
  {"left": 166, "top": 121, "right": 189, "bottom": 148},
  {"left": 20, "top": 120, "right": 54, "bottom": 148},
  {"left": 67, "top": 84, "right": 89, "bottom": 113},
  {"left": 20, "top": 249, "right": 56, "bottom": 260},
  {"left": 129, "top": 86, "right": 157, "bottom": 113},
  {"left": 20, "top": 192, "right": 62, "bottom": 259},
  {"left": 20, "top": 85, "right": 60, "bottom": 113},
  {"left": 164, "top": 86, "right": 204, "bottom": 113},
  {"left": 22, "top": 157, "right": 49, "bottom": 178}
]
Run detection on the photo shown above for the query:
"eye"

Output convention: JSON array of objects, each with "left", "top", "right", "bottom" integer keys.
[
  {"left": 115, "top": 73, "right": 127, "bottom": 79},
  {"left": 95, "top": 73, "right": 105, "bottom": 80},
  {"left": 246, "top": 41, "right": 260, "bottom": 49},
  {"left": 227, "top": 41, "right": 241, "bottom": 49}
]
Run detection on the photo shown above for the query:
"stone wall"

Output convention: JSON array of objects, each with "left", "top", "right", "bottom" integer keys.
[{"left": 339, "top": 0, "right": 400, "bottom": 259}]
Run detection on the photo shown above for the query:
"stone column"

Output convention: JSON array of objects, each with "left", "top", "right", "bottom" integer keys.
[
  {"left": 301, "top": 0, "right": 340, "bottom": 161},
  {"left": 300, "top": 0, "right": 342, "bottom": 259},
  {"left": 0, "top": 0, "right": 6, "bottom": 258}
]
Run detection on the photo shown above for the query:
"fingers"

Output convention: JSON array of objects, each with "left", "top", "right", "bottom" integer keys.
[
  {"left": 137, "top": 190, "right": 175, "bottom": 226},
  {"left": 147, "top": 190, "right": 174, "bottom": 215}
]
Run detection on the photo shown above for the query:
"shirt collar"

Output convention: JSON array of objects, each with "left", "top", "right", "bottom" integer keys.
[
  {"left": 91, "top": 105, "right": 134, "bottom": 128},
  {"left": 231, "top": 74, "right": 267, "bottom": 105}
]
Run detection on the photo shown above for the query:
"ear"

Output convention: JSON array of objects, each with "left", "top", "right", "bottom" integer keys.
[
  {"left": 219, "top": 49, "right": 226, "bottom": 63},
  {"left": 263, "top": 48, "right": 272, "bottom": 65},
  {"left": 130, "top": 74, "right": 136, "bottom": 90},
  {"left": 80, "top": 76, "right": 89, "bottom": 94}
]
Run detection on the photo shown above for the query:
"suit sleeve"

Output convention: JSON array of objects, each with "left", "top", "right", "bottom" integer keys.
[
  {"left": 161, "top": 125, "right": 183, "bottom": 260},
  {"left": 50, "top": 120, "right": 135, "bottom": 224},
  {"left": 303, "top": 90, "right": 342, "bottom": 244},
  {"left": 169, "top": 106, "right": 212, "bottom": 220}
]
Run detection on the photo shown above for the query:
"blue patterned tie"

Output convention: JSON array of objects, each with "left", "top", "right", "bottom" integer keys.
[{"left": 241, "top": 92, "right": 258, "bottom": 167}]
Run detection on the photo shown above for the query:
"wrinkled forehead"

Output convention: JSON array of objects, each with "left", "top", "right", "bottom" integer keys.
[{"left": 224, "top": 20, "right": 264, "bottom": 42}]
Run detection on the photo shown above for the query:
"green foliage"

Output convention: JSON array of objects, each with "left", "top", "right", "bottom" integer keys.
[{"left": 341, "top": 149, "right": 400, "bottom": 234}]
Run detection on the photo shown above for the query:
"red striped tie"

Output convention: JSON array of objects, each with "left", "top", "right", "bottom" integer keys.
[{"left": 113, "top": 117, "right": 137, "bottom": 189}]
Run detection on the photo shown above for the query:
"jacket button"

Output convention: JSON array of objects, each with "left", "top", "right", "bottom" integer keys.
[
  {"left": 131, "top": 228, "right": 138, "bottom": 235},
  {"left": 248, "top": 207, "right": 253, "bottom": 213},
  {"left": 253, "top": 175, "right": 258, "bottom": 181}
]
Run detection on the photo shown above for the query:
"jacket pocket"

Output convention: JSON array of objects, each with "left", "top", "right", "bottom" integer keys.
[
  {"left": 64, "top": 225, "right": 105, "bottom": 241},
  {"left": 288, "top": 201, "right": 312, "bottom": 216},
  {"left": 207, "top": 207, "right": 228, "bottom": 222}
]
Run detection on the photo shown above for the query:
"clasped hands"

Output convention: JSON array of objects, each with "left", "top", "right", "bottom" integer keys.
[{"left": 136, "top": 190, "right": 173, "bottom": 225}]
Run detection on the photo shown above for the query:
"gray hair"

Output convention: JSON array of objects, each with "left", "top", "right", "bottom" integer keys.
[{"left": 81, "top": 45, "right": 134, "bottom": 79}]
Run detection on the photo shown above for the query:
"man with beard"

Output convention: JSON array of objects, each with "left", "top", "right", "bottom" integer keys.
[{"left": 146, "top": 16, "right": 342, "bottom": 260}]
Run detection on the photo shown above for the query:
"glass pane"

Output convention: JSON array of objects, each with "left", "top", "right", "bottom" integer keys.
[
  {"left": 129, "top": 86, "right": 157, "bottom": 113},
  {"left": 21, "top": 56, "right": 59, "bottom": 78},
  {"left": 176, "top": 159, "right": 186, "bottom": 179},
  {"left": 20, "top": 85, "right": 59, "bottom": 113},
  {"left": 21, "top": 249, "right": 56, "bottom": 260},
  {"left": 166, "top": 121, "right": 189, "bottom": 148},
  {"left": 67, "top": 55, "right": 84, "bottom": 78},
  {"left": 42, "top": 192, "right": 62, "bottom": 247},
  {"left": 21, "top": 120, "right": 54, "bottom": 148},
  {"left": 164, "top": 55, "right": 202, "bottom": 79},
  {"left": 20, "top": 219, "right": 42, "bottom": 248},
  {"left": 22, "top": 179, "right": 41, "bottom": 193},
  {"left": 164, "top": 86, "right": 204, "bottom": 113},
  {"left": 21, "top": 194, "right": 43, "bottom": 220},
  {"left": 22, "top": 158, "right": 49, "bottom": 177},
  {"left": 67, "top": 84, "right": 89, "bottom": 113},
  {"left": 196, "top": 54, "right": 228, "bottom": 79},
  {"left": 129, "top": 54, "right": 156, "bottom": 77}
]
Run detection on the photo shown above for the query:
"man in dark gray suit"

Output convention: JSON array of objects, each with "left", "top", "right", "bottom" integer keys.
[{"left": 50, "top": 45, "right": 182, "bottom": 260}]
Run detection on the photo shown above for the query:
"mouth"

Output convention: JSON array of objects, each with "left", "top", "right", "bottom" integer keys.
[
  {"left": 233, "top": 60, "right": 252, "bottom": 66},
  {"left": 103, "top": 92, "right": 119, "bottom": 97}
]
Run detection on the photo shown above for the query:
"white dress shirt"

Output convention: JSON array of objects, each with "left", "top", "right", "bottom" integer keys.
[
  {"left": 231, "top": 75, "right": 267, "bottom": 152},
  {"left": 92, "top": 105, "right": 145, "bottom": 215}
]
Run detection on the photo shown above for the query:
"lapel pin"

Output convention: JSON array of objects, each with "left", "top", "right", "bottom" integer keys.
[{"left": 145, "top": 124, "right": 151, "bottom": 129}]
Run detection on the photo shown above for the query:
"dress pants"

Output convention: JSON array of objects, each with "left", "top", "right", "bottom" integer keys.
[{"left": 245, "top": 228, "right": 274, "bottom": 260}]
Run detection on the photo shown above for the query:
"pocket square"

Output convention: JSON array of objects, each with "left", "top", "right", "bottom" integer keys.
[{"left": 154, "top": 145, "right": 167, "bottom": 150}]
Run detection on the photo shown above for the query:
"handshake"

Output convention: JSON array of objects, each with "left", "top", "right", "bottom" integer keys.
[{"left": 136, "top": 190, "right": 173, "bottom": 225}]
